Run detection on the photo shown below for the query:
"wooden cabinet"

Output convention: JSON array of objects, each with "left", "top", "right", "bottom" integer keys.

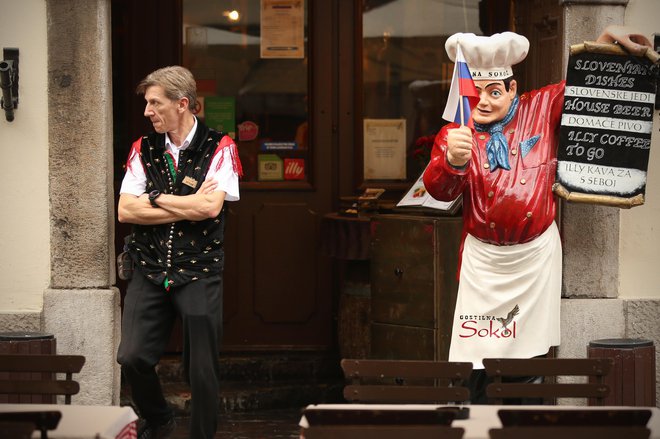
[{"left": 370, "top": 214, "right": 462, "bottom": 361}]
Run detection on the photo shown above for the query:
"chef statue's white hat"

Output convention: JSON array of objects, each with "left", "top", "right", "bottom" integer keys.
[{"left": 445, "top": 32, "right": 529, "bottom": 80}]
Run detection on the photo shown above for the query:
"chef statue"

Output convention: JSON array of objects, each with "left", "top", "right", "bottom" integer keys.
[{"left": 422, "top": 26, "right": 652, "bottom": 403}]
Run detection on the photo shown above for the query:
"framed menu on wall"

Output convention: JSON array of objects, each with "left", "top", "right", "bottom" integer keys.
[{"left": 553, "top": 42, "right": 659, "bottom": 208}]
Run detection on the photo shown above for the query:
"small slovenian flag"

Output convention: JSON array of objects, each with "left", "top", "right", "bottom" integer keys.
[{"left": 442, "top": 44, "right": 479, "bottom": 127}]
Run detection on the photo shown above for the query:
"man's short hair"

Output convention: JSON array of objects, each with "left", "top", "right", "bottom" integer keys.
[{"left": 136, "top": 66, "right": 198, "bottom": 112}]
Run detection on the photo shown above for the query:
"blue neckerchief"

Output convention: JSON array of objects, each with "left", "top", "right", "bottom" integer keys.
[{"left": 474, "top": 95, "right": 519, "bottom": 172}]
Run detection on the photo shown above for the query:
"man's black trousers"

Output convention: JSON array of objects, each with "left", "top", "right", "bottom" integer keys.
[{"left": 117, "top": 269, "right": 222, "bottom": 439}]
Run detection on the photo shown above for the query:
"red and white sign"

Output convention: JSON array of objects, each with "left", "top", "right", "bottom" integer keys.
[
  {"left": 284, "top": 159, "right": 305, "bottom": 180},
  {"left": 238, "top": 121, "right": 259, "bottom": 141}
]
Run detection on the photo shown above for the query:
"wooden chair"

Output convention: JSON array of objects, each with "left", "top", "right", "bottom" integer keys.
[
  {"left": 0, "top": 411, "right": 62, "bottom": 439},
  {"left": 304, "top": 425, "right": 465, "bottom": 439},
  {"left": 483, "top": 357, "right": 613, "bottom": 404},
  {"left": 0, "top": 421, "right": 37, "bottom": 439},
  {"left": 301, "top": 404, "right": 464, "bottom": 438},
  {"left": 489, "top": 426, "right": 650, "bottom": 439},
  {"left": 341, "top": 359, "right": 472, "bottom": 404},
  {"left": 0, "top": 354, "right": 85, "bottom": 404},
  {"left": 490, "top": 407, "right": 652, "bottom": 439}
]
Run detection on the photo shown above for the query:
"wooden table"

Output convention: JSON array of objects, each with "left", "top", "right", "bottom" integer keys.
[
  {"left": 0, "top": 403, "right": 137, "bottom": 438},
  {"left": 300, "top": 404, "right": 660, "bottom": 439}
]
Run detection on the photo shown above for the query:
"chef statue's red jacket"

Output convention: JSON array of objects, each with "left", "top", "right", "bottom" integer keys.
[{"left": 423, "top": 81, "right": 566, "bottom": 369}]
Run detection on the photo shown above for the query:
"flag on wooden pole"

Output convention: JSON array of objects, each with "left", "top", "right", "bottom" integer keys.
[{"left": 442, "top": 44, "right": 479, "bottom": 127}]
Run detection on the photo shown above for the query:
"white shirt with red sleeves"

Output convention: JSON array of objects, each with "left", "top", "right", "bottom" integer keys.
[{"left": 120, "top": 117, "right": 240, "bottom": 201}]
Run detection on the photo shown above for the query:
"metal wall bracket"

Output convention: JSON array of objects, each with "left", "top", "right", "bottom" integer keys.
[
  {"left": 655, "top": 34, "right": 660, "bottom": 110},
  {"left": 0, "top": 47, "right": 19, "bottom": 122}
]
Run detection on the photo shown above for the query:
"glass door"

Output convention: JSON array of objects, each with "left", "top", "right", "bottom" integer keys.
[
  {"left": 356, "top": 0, "right": 482, "bottom": 189},
  {"left": 183, "top": 0, "right": 311, "bottom": 187},
  {"left": 182, "top": 0, "right": 335, "bottom": 350}
]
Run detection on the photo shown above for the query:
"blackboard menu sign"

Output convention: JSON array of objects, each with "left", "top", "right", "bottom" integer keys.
[{"left": 554, "top": 42, "right": 659, "bottom": 208}]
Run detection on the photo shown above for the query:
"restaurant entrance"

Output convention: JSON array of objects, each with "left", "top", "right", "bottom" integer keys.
[
  {"left": 112, "top": 0, "right": 531, "bottom": 353},
  {"left": 179, "top": 0, "right": 336, "bottom": 350},
  {"left": 112, "top": 0, "right": 335, "bottom": 351}
]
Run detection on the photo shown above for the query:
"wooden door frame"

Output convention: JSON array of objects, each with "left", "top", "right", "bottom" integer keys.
[{"left": 337, "top": 0, "right": 359, "bottom": 199}]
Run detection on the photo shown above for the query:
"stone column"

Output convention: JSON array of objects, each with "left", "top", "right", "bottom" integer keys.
[
  {"left": 558, "top": 0, "right": 660, "bottom": 407},
  {"left": 556, "top": 1, "right": 629, "bottom": 369},
  {"left": 44, "top": 0, "right": 120, "bottom": 405},
  {"left": 559, "top": 0, "right": 628, "bottom": 298}
]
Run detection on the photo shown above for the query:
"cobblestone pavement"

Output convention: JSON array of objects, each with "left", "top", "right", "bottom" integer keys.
[{"left": 170, "top": 409, "right": 303, "bottom": 438}]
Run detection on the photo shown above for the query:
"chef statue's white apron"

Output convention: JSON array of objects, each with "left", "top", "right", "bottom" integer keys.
[{"left": 448, "top": 222, "right": 562, "bottom": 369}]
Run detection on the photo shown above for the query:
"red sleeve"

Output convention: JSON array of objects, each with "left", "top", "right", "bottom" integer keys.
[
  {"left": 548, "top": 80, "right": 565, "bottom": 130},
  {"left": 211, "top": 135, "right": 243, "bottom": 178},
  {"left": 529, "top": 80, "right": 565, "bottom": 130},
  {"left": 422, "top": 123, "right": 470, "bottom": 201},
  {"left": 125, "top": 137, "right": 144, "bottom": 175}
]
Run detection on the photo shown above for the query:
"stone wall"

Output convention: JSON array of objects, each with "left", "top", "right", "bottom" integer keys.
[{"left": 44, "top": 0, "right": 120, "bottom": 405}]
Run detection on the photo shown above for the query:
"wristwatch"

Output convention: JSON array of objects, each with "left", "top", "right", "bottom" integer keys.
[{"left": 148, "top": 190, "right": 161, "bottom": 208}]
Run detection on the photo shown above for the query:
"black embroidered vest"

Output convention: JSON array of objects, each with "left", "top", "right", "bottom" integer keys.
[{"left": 128, "top": 121, "right": 227, "bottom": 288}]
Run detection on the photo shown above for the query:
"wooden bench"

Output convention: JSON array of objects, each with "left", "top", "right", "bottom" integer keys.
[
  {"left": 304, "top": 425, "right": 465, "bottom": 439},
  {"left": 489, "top": 426, "right": 650, "bottom": 439},
  {"left": 0, "top": 354, "right": 85, "bottom": 404},
  {"left": 302, "top": 405, "right": 465, "bottom": 439},
  {"left": 483, "top": 357, "right": 613, "bottom": 405},
  {"left": 341, "top": 359, "right": 472, "bottom": 404},
  {"left": 0, "top": 411, "right": 62, "bottom": 439},
  {"left": 0, "top": 421, "right": 38, "bottom": 439}
]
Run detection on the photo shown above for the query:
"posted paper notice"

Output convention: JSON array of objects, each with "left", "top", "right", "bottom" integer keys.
[{"left": 363, "top": 118, "right": 406, "bottom": 180}]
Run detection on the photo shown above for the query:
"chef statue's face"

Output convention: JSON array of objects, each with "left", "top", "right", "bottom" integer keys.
[{"left": 472, "top": 79, "right": 517, "bottom": 125}]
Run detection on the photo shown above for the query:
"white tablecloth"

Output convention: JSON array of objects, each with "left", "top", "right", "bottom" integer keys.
[
  {"left": 0, "top": 403, "right": 138, "bottom": 439},
  {"left": 300, "top": 404, "right": 660, "bottom": 439}
]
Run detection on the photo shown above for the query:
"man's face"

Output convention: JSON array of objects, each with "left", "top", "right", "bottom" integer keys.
[
  {"left": 472, "top": 79, "right": 517, "bottom": 125},
  {"left": 143, "top": 85, "right": 183, "bottom": 133}
]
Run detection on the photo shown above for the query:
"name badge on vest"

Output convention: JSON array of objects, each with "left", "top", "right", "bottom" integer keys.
[{"left": 182, "top": 176, "right": 198, "bottom": 189}]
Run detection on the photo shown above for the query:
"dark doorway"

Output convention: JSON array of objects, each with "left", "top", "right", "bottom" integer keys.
[{"left": 111, "top": 0, "right": 335, "bottom": 352}]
